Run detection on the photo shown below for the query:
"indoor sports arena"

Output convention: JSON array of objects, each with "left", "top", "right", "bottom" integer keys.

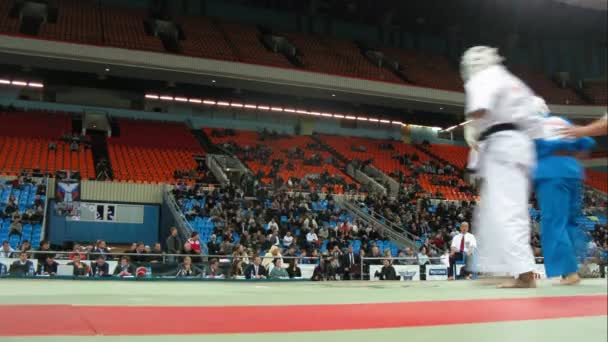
[{"left": 0, "top": 0, "right": 606, "bottom": 341}]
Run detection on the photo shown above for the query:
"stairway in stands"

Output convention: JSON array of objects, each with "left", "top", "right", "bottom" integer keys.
[
  {"left": 191, "top": 129, "right": 222, "bottom": 154},
  {"left": 89, "top": 130, "right": 114, "bottom": 180}
]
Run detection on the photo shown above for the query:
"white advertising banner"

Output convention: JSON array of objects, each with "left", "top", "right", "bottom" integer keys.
[{"left": 369, "top": 265, "right": 421, "bottom": 281}]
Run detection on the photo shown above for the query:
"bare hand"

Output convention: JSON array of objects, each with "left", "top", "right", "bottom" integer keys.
[{"left": 560, "top": 126, "right": 586, "bottom": 138}]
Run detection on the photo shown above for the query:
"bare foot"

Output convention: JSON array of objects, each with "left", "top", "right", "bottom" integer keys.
[
  {"left": 497, "top": 272, "right": 536, "bottom": 288},
  {"left": 558, "top": 273, "right": 580, "bottom": 286}
]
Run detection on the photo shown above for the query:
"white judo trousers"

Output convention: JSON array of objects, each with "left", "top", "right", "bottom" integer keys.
[{"left": 472, "top": 131, "right": 536, "bottom": 276}]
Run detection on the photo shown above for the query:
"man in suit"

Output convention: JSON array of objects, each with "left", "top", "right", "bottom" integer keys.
[
  {"left": 90, "top": 255, "right": 110, "bottom": 277},
  {"left": 37, "top": 255, "right": 59, "bottom": 275},
  {"left": 244, "top": 256, "right": 267, "bottom": 279},
  {"left": 341, "top": 246, "right": 359, "bottom": 280},
  {"left": 449, "top": 222, "right": 477, "bottom": 280},
  {"left": 10, "top": 252, "right": 35, "bottom": 276}
]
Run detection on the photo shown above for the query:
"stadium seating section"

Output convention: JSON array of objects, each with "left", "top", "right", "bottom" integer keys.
[
  {"left": 204, "top": 129, "right": 355, "bottom": 194},
  {"left": 0, "top": 111, "right": 94, "bottom": 179},
  {"left": 586, "top": 170, "right": 608, "bottom": 193},
  {"left": 107, "top": 119, "right": 204, "bottom": 183},
  {"left": 0, "top": 180, "right": 44, "bottom": 249},
  {"left": 2, "top": 2, "right": 597, "bottom": 105},
  {"left": 317, "top": 135, "right": 474, "bottom": 200}
]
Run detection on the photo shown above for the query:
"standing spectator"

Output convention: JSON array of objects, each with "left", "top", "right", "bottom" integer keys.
[
  {"left": 68, "top": 253, "right": 89, "bottom": 276},
  {"left": 37, "top": 255, "right": 59, "bottom": 276},
  {"left": 245, "top": 255, "right": 267, "bottom": 279},
  {"left": 35, "top": 240, "right": 53, "bottom": 265},
  {"left": 113, "top": 256, "right": 136, "bottom": 277},
  {"left": 341, "top": 246, "right": 359, "bottom": 280},
  {"left": 449, "top": 222, "right": 477, "bottom": 280},
  {"left": 0, "top": 240, "right": 14, "bottom": 258},
  {"left": 91, "top": 240, "right": 112, "bottom": 261},
  {"left": 188, "top": 232, "right": 203, "bottom": 255},
  {"left": 165, "top": 227, "right": 182, "bottom": 263},
  {"left": 418, "top": 246, "right": 430, "bottom": 265},
  {"left": 90, "top": 255, "right": 110, "bottom": 277},
  {"left": 207, "top": 234, "right": 220, "bottom": 256},
  {"left": 269, "top": 258, "right": 289, "bottom": 279}
]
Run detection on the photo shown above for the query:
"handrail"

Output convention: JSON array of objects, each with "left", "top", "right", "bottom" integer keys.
[{"left": 339, "top": 200, "right": 416, "bottom": 251}]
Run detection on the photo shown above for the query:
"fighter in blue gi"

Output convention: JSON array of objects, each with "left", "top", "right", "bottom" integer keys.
[{"left": 532, "top": 97, "right": 596, "bottom": 285}]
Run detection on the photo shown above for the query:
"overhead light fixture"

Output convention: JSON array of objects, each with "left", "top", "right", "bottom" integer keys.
[
  {"left": 392, "top": 121, "right": 403, "bottom": 126},
  {"left": 28, "top": 82, "right": 44, "bottom": 88},
  {"left": 174, "top": 97, "right": 188, "bottom": 102},
  {"left": 105, "top": 68, "right": 110, "bottom": 72},
  {"left": 0, "top": 79, "right": 10, "bottom": 84},
  {"left": 217, "top": 101, "right": 230, "bottom": 107},
  {"left": 244, "top": 104, "right": 257, "bottom": 109},
  {"left": 203, "top": 100, "right": 216, "bottom": 105},
  {"left": 211, "top": 80, "right": 216, "bottom": 83},
  {"left": 296, "top": 109, "right": 308, "bottom": 114},
  {"left": 309, "top": 111, "right": 321, "bottom": 116},
  {"left": 11, "top": 81, "right": 27, "bottom": 86},
  {"left": 271, "top": 107, "right": 283, "bottom": 112},
  {"left": 439, "top": 107, "right": 444, "bottom": 110},
  {"left": 257, "top": 105, "right": 270, "bottom": 111},
  {"left": 284, "top": 108, "right": 296, "bottom": 113},
  {"left": 160, "top": 96, "right": 174, "bottom": 101},
  {"left": 145, "top": 94, "right": 159, "bottom": 99},
  {"left": 345, "top": 115, "right": 357, "bottom": 120},
  {"left": 379, "top": 119, "right": 391, "bottom": 124},
  {"left": 331, "top": 94, "right": 336, "bottom": 97},
  {"left": 321, "top": 113, "right": 333, "bottom": 117},
  {"left": 230, "top": 103, "right": 244, "bottom": 108},
  {"left": 369, "top": 118, "right": 379, "bottom": 122},
  {"left": 357, "top": 117, "right": 368, "bottom": 121},
  {"left": 188, "top": 98, "right": 202, "bottom": 104}
]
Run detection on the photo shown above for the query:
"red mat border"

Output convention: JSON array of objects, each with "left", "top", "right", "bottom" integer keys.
[{"left": 0, "top": 295, "right": 606, "bottom": 336}]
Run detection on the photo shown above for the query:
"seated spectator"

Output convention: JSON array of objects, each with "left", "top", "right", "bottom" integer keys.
[
  {"left": 245, "top": 256, "right": 267, "bottom": 279},
  {"left": 267, "top": 217, "right": 279, "bottom": 231},
  {"left": 269, "top": 258, "right": 289, "bottom": 279},
  {"left": 113, "top": 256, "right": 136, "bottom": 277},
  {"left": 9, "top": 217, "right": 22, "bottom": 238},
  {"left": 90, "top": 255, "right": 110, "bottom": 277},
  {"left": 10, "top": 252, "right": 35, "bottom": 276},
  {"left": 306, "top": 229, "right": 319, "bottom": 247},
  {"left": 68, "top": 253, "right": 89, "bottom": 277},
  {"left": 232, "top": 244, "right": 249, "bottom": 265},
  {"left": 0, "top": 240, "right": 14, "bottom": 258},
  {"left": 375, "top": 259, "right": 398, "bottom": 280},
  {"left": 37, "top": 255, "right": 59, "bottom": 276},
  {"left": 418, "top": 246, "right": 431, "bottom": 265},
  {"left": 176, "top": 256, "right": 203, "bottom": 277},
  {"left": 262, "top": 246, "right": 282, "bottom": 269},
  {"left": 91, "top": 240, "right": 112, "bottom": 261},
  {"left": 205, "top": 258, "right": 224, "bottom": 279},
  {"left": 282, "top": 231, "right": 294, "bottom": 247},
  {"left": 148, "top": 243, "right": 164, "bottom": 263},
  {"left": 286, "top": 259, "right": 302, "bottom": 279},
  {"left": 232, "top": 260, "right": 245, "bottom": 277},
  {"left": 69, "top": 244, "right": 86, "bottom": 260},
  {"left": 131, "top": 242, "right": 148, "bottom": 263}
]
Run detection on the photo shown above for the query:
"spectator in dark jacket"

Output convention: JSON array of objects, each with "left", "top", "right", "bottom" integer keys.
[
  {"left": 244, "top": 256, "right": 267, "bottom": 279},
  {"left": 113, "top": 256, "right": 136, "bottom": 277},
  {"left": 68, "top": 253, "right": 89, "bottom": 276},
  {"left": 375, "top": 259, "right": 398, "bottom": 280},
  {"left": 165, "top": 227, "right": 182, "bottom": 263},
  {"left": 37, "top": 255, "right": 58, "bottom": 275},
  {"left": 90, "top": 255, "right": 110, "bottom": 277}
]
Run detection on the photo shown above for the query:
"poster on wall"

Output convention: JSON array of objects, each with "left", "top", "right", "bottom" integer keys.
[
  {"left": 56, "top": 180, "right": 80, "bottom": 203},
  {"left": 67, "top": 202, "right": 144, "bottom": 224}
]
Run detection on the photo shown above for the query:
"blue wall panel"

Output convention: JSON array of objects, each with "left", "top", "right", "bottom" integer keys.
[{"left": 47, "top": 201, "right": 160, "bottom": 246}]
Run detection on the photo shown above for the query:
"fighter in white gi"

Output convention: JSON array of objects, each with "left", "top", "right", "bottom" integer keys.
[{"left": 461, "top": 46, "right": 543, "bottom": 288}]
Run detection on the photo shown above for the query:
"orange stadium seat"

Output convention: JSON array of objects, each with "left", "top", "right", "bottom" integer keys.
[{"left": 107, "top": 119, "right": 203, "bottom": 183}]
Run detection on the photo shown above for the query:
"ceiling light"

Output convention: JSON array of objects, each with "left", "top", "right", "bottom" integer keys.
[
  {"left": 11, "top": 81, "right": 27, "bottom": 86},
  {"left": 145, "top": 94, "right": 159, "bottom": 99},
  {"left": 28, "top": 82, "right": 44, "bottom": 88},
  {"left": 203, "top": 100, "right": 216, "bottom": 105},
  {"left": 159, "top": 96, "right": 174, "bottom": 101},
  {"left": 188, "top": 99, "right": 202, "bottom": 104},
  {"left": 174, "top": 97, "right": 188, "bottom": 102},
  {"left": 217, "top": 101, "right": 230, "bottom": 106}
]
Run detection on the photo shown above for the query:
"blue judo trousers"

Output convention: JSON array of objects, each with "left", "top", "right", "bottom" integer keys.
[{"left": 533, "top": 116, "right": 595, "bottom": 278}]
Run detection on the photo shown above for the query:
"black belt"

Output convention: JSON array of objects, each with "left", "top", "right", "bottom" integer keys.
[{"left": 478, "top": 123, "right": 518, "bottom": 142}]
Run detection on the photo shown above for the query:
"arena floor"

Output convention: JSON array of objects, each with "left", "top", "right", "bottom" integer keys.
[{"left": 0, "top": 278, "right": 606, "bottom": 342}]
